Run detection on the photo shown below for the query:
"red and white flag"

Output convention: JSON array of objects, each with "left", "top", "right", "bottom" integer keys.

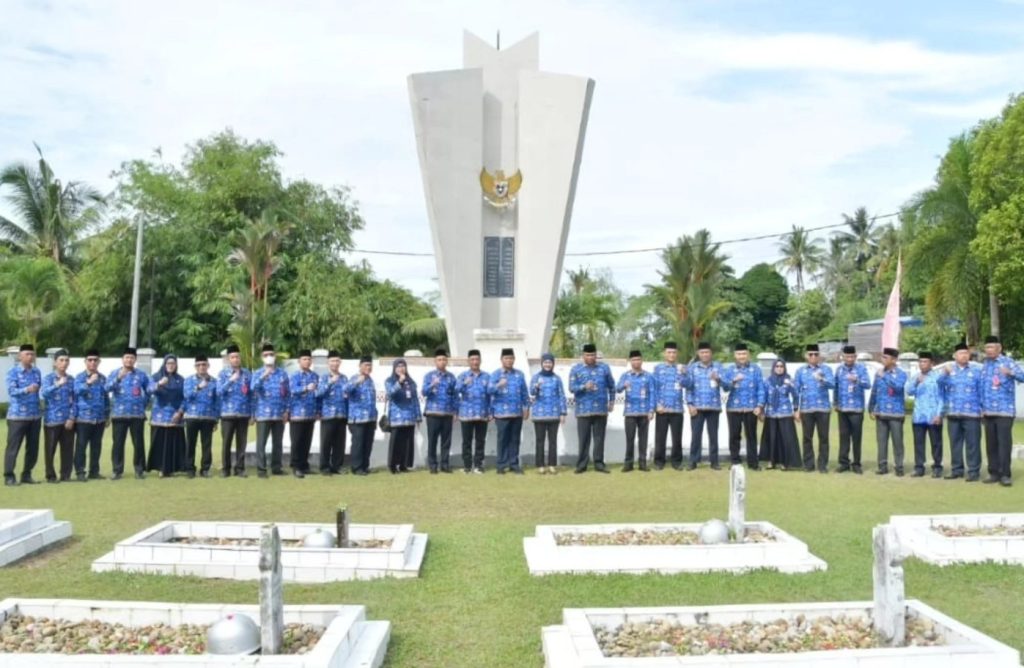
[{"left": 881, "top": 254, "right": 902, "bottom": 350}]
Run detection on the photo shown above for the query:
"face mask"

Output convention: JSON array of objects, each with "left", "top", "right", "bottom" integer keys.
[{"left": 263, "top": 355, "right": 275, "bottom": 365}]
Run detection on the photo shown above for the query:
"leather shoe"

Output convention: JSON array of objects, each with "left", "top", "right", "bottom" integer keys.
[
  {"left": 595, "top": 467, "right": 610, "bottom": 474},
  {"left": 982, "top": 476, "right": 1000, "bottom": 484},
  {"left": 687, "top": 463, "right": 697, "bottom": 471},
  {"left": 621, "top": 465, "right": 634, "bottom": 473},
  {"left": 3, "top": 478, "right": 16, "bottom": 487},
  {"left": 1000, "top": 477, "right": 1012, "bottom": 487},
  {"left": 943, "top": 473, "right": 962, "bottom": 480},
  {"left": 965, "top": 474, "right": 979, "bottom": 482},
  {"left": 910, "top": 471, "right": 925, "bottom": 478}
]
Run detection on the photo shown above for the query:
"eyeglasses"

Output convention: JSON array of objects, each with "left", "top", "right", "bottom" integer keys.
[{"left": 807, "top": 352, "right": 820, "bottom": 357}]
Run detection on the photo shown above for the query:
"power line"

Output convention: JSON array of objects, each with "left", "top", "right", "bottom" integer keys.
[{"left": 344, "top": 211, "right": 901, "bottom": 259}]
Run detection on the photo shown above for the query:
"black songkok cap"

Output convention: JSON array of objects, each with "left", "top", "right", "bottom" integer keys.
[
  {"left": 328, "top": 350, "right": 342, "bottom": 359},
  {"left": 500, "top": 348, "right": 515, "bottom": 357},
  {"left": 359, "top": 354, "right": 373, "bottom": 364},
  {"left": 225, "top": 344, "right": 240, "bottom": 354},
  {"left": 984, "top": 335, "right": 1000, "bottom": 344},
  {"left": 842, "top": 345, "right": 856, "bottom": 355},
  {"left": 954, "top": 342, "right": 969, "bottom": 352},
  {"left": 697, "top": 341, "right": 712, "bottom": 351},
  {"left": 297, "top": 349, "right": 312, "bottom": 358},
  {"left": 664, "top": 341, "right": 678, "bottom": 350},
  {"left": 734, "top": 343, "right": 748, "bottom": 352},
  {"left": 805, "top": 344, "right": 819, "bottom": 353},
  {"left": 882, "top": 347, "right": 899, "bottom": 358},
  {"left": 582, "top": 343, "right": 597, "bottom": 353},
  {"left": 123, "top": 346, "right": 137, "bottom": 356},
  {"left": 195, "top": 354, "right": 209, "bottom": 363},
  {"left": 434, "top": 348, "right": 448, "bottom": 357},
  {"left": 467, "top": 349, "right": 481, "bottom": 358},
  {"left": 628, "top": 349, "right": 642, "bottom": 359},
  {"left": 85, "top": 348, "right": 100, "bottom": 357},
  {"left": 261, "top": 343, "right": 275, "bottom": 353},
  {"left": 918, "top": 352, "right": 933, "bottom": 360}
]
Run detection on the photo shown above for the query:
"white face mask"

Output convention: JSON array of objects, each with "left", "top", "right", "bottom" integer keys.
[{"left": 262, "top": 355, "right": 275, "bottom": 365}]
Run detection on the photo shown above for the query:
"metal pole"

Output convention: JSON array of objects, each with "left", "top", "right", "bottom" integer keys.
[{"left": 128, "top": 215, "right": 144, "bottom": 348}]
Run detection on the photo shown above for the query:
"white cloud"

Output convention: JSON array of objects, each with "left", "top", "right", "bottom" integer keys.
[{"left": 1, "top": 0, "right": 1020, "bottom": 299}]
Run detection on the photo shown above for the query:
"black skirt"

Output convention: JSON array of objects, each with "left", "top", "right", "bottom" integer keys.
[
  {"left": 147, "top": 425, "right": 186, "bottom": 475},
  {"left": 759, "top": 417, "right": 802, "bottom": 469}
]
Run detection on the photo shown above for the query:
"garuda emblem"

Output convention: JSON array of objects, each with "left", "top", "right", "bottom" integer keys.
[{"left": 479, "top": 168, "right": 522, "bottom": 209}]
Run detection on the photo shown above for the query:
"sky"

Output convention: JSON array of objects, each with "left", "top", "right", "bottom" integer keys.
[{"left": 2, "top": 0, "right": 1023, "bottom": 302}]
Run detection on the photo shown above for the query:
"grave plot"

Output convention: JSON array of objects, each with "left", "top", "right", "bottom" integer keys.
[
  {"left": 524, "top": 466, "right": 826, "bottom": 575},
  {"left": 541, "top": 525, "right": 1020, "bottom": 667},
  {"left": 0, "top": 509, "right": 72, "bottom": 567},
  {"left": 890, "top": 513, "right": 1024, "bottom": 566},
  {"left": 92, "top": 505, "right": 427, "bottom": 582}
]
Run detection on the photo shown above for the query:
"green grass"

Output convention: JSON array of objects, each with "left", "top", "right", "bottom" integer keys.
[{"left": 1, "top": 419, "right": 1023, "bottom": 667}]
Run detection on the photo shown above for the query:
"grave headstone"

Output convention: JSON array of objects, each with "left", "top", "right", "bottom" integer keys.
[
  {"left": 872, "top": 523, "right": 906, "bottom": 647},
  {"left": 259, "top": 523, "right": 284, "bottom": 654},
  {"left": 728, "top": 464, "right": 746, "bottom": 540}
]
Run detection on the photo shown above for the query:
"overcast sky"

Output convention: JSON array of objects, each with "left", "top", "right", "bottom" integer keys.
[{"left": 3, "top": 0, "right": 1023, "bottom": 301}]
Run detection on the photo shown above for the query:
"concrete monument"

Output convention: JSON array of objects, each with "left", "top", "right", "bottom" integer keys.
[{"left": 408, "top": 31, "right": 594, "bottom": 359}]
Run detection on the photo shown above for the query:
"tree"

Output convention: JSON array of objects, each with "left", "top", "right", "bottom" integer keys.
[
  {"left": 550, "top": 267, "right": 622, "bottom": 356},
  {"left": 836, "top": 206, "right": 880, "bottom": 271},
  {"left": 735, "top": 263, "right": 789, "bottom": 348},
  {"left": 646, "top": 230, "right": 733, "bottom": 359},
  {"left": 775, "top": 225, "right": 823, "bottom": 292},
  {"left": 774, "top": 288, "right": 833, "bottom": 359},
  {"left": 0, "top": 257, "right": 66, "bottom": 345},
  {"left": 0, "top": 143, "right": 105, "bottom": 266},
  {"left": 818, "top": 236, "right": 852, "bottom": 306}
]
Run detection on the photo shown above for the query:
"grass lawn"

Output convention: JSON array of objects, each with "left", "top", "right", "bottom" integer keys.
[{"left": 1, "top": 419, "right": 1023, "bottom": 667}]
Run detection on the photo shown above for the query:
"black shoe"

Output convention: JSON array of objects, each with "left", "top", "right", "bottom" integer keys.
[
  {"left": 895, "top": 468, "right": 905, "bottom": 477},
  {"left": 983, "top": 476, "right": 1000, "bottom": 484},
  {"left": 804, "top": 466, "right": 815, "bottom": 473},
  {"left": 187, "top": 471, "right": 196, "bottom": 479},
  {"left": 441, "top": 467, "right": 453, "bottom": 473},
  {"left": 931, "top": 470, "right": 942, "bottom": 479},
  {"left": 574, "top": 468, "right": 585, "bottom": 474},
  {"left": 853, "top": 466, "right": 863, "bottom": 475},
  {"left": 497, "top": 468, "right": 506, "bottom": 475},
  {"left": 429, "top": 468, "right": 438, "bottom": 475},
  {"left": 748, "top": 465, "right": 761, "bottom": 471},
  {"left": 236, "top": 470, "right": 248, "bottom": 478},
  {"left": 293, "top": 470, "right": 306, "bottom": 478},
  {"left": 671, "top": 464, "right": 683, "bottom": 471},
  {"left": 653, "top": 464, "right": 664, "bottom": 471},
  {"left": 21, "top": 476, "right": 39, "bottom": 485},
  {"left": 200, "top": 470, "right": 211, "bottom": 478},
  {"left": 639, "top": 463, "right": 650, "bottom": 471},
  {"left": 876, "top": 468, "right": 889, "bottom": 475},
  {"left": 220, "top": 470, "right": 230, "bottom": 478},
  {"left": 836, "top": 466, "right": 850, "bottom": 473},
  {"left": 910, "top": 470, "right": 925, "bottom": 478},
  {"left": 46, "top": 478, "right": 58, "bottom": 484},
  {"left": 621, "top": 465, "right": 634, "bottom": 473},
  {"left": 595, "top": 467, "right": 610, "bottom": 474},
  {"left": 88, "top": 473, "right": 105, "bottom": 480},
  {"left": 687, "top": 463, "right": 697, "bottom": 471},
  {"left": 399, "top": 466, "right": 410, "bottom": 472},
  {"left": 965, "top": 474, "right": 980, "bottom": 482},
  {"left": 4, "top": 478, "right": 16, "bottom": 487},
  {"left": 272, "top": 469, "right": 285, "bottom": 476},
  {"left": 711, "top": 464, "right": 722, "bottom": 470},
  {"left": 111, "top": 473, "right": 123, "bottom": 481},
  {"left": 818, "top": 467, "right": 828, "bottom": 474},
  {"left": 1000, "top": 477, "right": 1013, "bottom": 487},
  {"left": 355, "top": 470, "right": 369, "bottom": 476},
  {"left": 944, "top": 473, "right": 963, "bottom": 480},
  {"left": 512, "top": 468, "right": 525, "bottom": 475},
  {"left": 258, "top": 471, "right": 269, "bottom": 478},
  {"left": 135, "top": 472, "right": 145, "bottom": 480},
  {"left": 76, "top": 473, "right": 87, "bottom": 482}
]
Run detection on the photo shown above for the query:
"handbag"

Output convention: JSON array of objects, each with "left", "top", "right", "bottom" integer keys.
[{"left": 378, "top": 397, "right": 391, "bottom": 433}]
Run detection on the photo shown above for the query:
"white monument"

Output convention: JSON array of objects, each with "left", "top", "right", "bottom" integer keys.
[{"left": 408, "top": 31, "right": 595, "bottom": 359}]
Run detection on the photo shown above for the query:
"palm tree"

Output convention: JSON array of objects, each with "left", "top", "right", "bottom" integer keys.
[
  {"left": 0, "top": 257, "right": 66, "bottom": 345},
  {"left": 871, "top": 223, "right": 902, "bottom": 285},
  {"left": 0, "top": 143, "right": 104, "bottom": 266},
  {"left": 226, "top": 210, "right": 290, "bottom": 360},
  {"left": 836, "top": 206, "right": 879, "bottom": 270},
  {"left": 818, "top": 236, "right": 851, "bottom": 306},
  {"left": 550, "top": 269, "right": 620, "bottom": 356},
  {"left": 646, "top": 230, "right": 733, "bottom": 358},
  {"left": 775, "top": 225, "right": 823, "bottom": 292}
]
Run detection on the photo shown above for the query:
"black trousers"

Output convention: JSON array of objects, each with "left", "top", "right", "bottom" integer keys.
[
  {"left": 837, "top": 411, "right": 864, "bottom": 469},
  {"left": 912, "top": 422, "right": 944, "bottom": 473},
  {"left": 948, "top": 416, "right": 981, "bottom": 477},
  {"left": 653, "top": 412, "right": 683, "bottom": 467},
  {"left": 255, "top": 420, "right": 285, "bottom": 473},
  {"left": 44, "top": 423, "right": 75, "bottom": 481},
  {"left": 624, "top": 415, "right": 650, "bottom": 466},
  {"left": 426, "top": 415, "right": 454, "bottom": 470},
  {"left": 727, "top": 411, "right": 758, "bottom": 467},
  {"left": 535, "top": 420, "right": 559, "bottom": 467},
  {"left": 4, "top": 418, "right": 41, "bottom": 482},
  {"left": 74, "top": 421, "right": 105, "bottom": 477},
  {"left": 800, "top": 411, "right": 830, "bottom": 471},
  {"left": 348, "top": 422, "right": 375, "bottom": 473},
  {"left": 185, "top": 419, "right": 215, "bottom": 473},
  {"left": 689, "top": 410, "right": 720, "bottom": 466},
  {"left": 876, "top": 417, "right": 905, "bottom": 471},
  {"left": 389, "top": 425, "right": 415, "bottom": 471},
  {"left": 111, "top": 417, "right": 146, "bottom": 475},
  {"left": 576, "top": 414, "right": 608, "bottom": 471},
  {"left": 289, "top": 420, "right": 315, "bottom": 473},
  {"left": 461, "top": 420, "right": 487, "bottom": 470},
  {"left": 220, "top": 417, "right": 249, "bottom": 474},
  {"left": 984, "top": 415, "right": 1014, "bottom": 480},
  {"left": 320, "top": 418, "right": 347, "bottom": 473}
]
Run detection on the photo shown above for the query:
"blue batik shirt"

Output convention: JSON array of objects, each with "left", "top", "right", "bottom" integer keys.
[
  {"left": 344, "top": 376, "right": 378, "bottom": 424},
  {"left": 150, "top": 373, "right": 185, "bottom": 427},
  {"left": 686, "top": 361, "right": 724, "bottom": 410},
  {"left": 316, "top": 372, "right": 348, "bottom": 420},
  {"left": 106, "top": 368, "right": 151, "bottom": 419},
  {"left": 868, "top": 367, "right": 907, "bottom": 418},
  {"left": 616, "top": 369, "right": 656, "bottom": 416},
  {"left": 6, "top": 365, "right": 42, "bottom": 420},
  {"left": 422, "top": 369, "right": 459, "bottom": 416},
  {"left": 74, "top": 371, "right": 109, "bottom": 423},
  {"left": 833, "top": 363, "right": 871, "bottom": 412},
  {"left": 980, "top": 355, "right": 1024, "bottom": 417},
  {"left": 569, "top": 362, "right": 616, "bottom": 416},
  {"left": 457, "top": 370, "right": 490, "bottom": 420},
  {"left": 289, "top": 369, "right": 321, "bottom": 421},
  {"left": 652, "top": 363, "right": 687, "bottom": 413},
  {"left": 386, "top": 377, "right": 422, "bottom": 427},
  {"left": 940, "top": 362, "right": 983, "bottom": 418},
  {"left": 41, "top": 372, "right": 75, "bottom": 425},
  {"left": 722, "top": 362, "right": 764, "bottom": 412},
  {"left": 488, "top": 368, "right": 530, "bottom": 418},
  {"left": 907, "top": 370, "right": 945, "bottom": 424},
  {"left": 762, "top": 379, "right": 796, "bottom": 417},
  {"left": 530, "top": 371, "right": 568, "bottom": 421},
  {"left": 217, "top": 367, "right": 252, "bottom": 419},
  {"left": 792, "top": 364, "right": 834, "bottom": 412},
  {"left": 251, "top": 367, "right": 290, "bottom": 421},
  {"left": 183, "top": 374, "right": 219, "bottom": 421}
]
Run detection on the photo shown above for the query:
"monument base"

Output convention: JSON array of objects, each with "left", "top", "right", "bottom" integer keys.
[{"left": 473, "top": 329, "right": 531, "bottom": 374}]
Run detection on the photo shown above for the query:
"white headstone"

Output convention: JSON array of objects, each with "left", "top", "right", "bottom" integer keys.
[
  {"left": 259, "top": 524, "right": 284, "bottom": 655},
  {"left": 728, "top": 464, "right": 746, "bottom": 540},
  {"left": 872, "top": 523, "right": 906, "bottom": 647}
]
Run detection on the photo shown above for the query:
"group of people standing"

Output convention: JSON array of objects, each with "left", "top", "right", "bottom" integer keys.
[{"left": 4, "top": 337, "right": 1020, "bottom": 487}]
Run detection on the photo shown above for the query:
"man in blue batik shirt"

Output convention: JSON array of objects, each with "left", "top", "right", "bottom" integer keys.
[
  {"left": 5, "top": 343, "right": 42, "bottom": 486},
  {"left": 217, "top": 344, "right": 251, "bottom": 478},
  {"left": 979, "top": 335, "right": 1024, "bottom": 487},
  {"left": 41, "top": 348, "right": 76, "bottom": 483},
  {"left": 868, "top": 347, "right": 908, "bottom": 476},
  {"left": 183, "top": 354, "right": 219, "bottom": 478},
  {"left": 570, "top": 343, "right": 616, "bottom": 474},
  {"left": 73, "top": 348, "right": 109, "bottom": 481},
  {"left": 651, "top": 341, "right": 687, "bottom": 470},
  {"left": 345, "top": 355, "right": 378, "bottom": 476},
  {"left": 687, "top": 342, "right": 724, "bottom": 470},
  {"left": 251, "top": 343, "right": 290, "bottom": 477},
  {"left": 422, "top": 348, "right": 459, "bottom": 474},
  {"left": 722, "top": 343, "right": 764, "bottom": 470},
  {"left": 457, "top": 349, "right": 490, "bottom": 474},
  {"left": 793, "top": 343, "right": 835, "bottom": 473},
  {"left": 833, "top": 344, "right": 871, "bottom": 474},
  {"left": 907, "top": 352, "right": 945, "bottom": 478},
  {"left": 939, "top": 342, "right": 983, "bottom": 481},
  {"left": 106, "top": 346, "right": 151, "bottom": 480},
  {"left": 616, "top": 350, "right": 655, "bottom": 472},
  {"left": 316, "top": 350, "right": 348, "bottom": 475},
  {"left": 488, "top": 348, "right": 530, "bottom": 475},
  {"left": 288, "top": 349, "right": 319, "bottom": 478}
]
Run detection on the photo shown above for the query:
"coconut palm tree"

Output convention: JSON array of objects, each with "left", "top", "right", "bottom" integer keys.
[
  {"left": 775, "top": 225, "right": 823, "bottom": 292},
  {"left": 0, "top": 144, "right": 104, "bottom": 266},
  {"left": 835, "top": 206, "right": 880, "bottom": 271},
  {"left": 0, "top": 256, "right": 66, "bottom": 345},
  {"left": 818, "top": 236, "right": 851, "bottom": 306}
]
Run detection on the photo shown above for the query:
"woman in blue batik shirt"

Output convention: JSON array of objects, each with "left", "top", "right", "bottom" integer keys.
[
  {"left": 147, "top": 354, "right": 186, "bottom": 477},
  {"left": 385, "top": 358, "right": 422, "bottom": 474},
  {"left": 759, "top": 359, "right": 802, "bottom": 470},
  {"left": 530, "top": 353, "right": 567, "bottom": 474}
]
